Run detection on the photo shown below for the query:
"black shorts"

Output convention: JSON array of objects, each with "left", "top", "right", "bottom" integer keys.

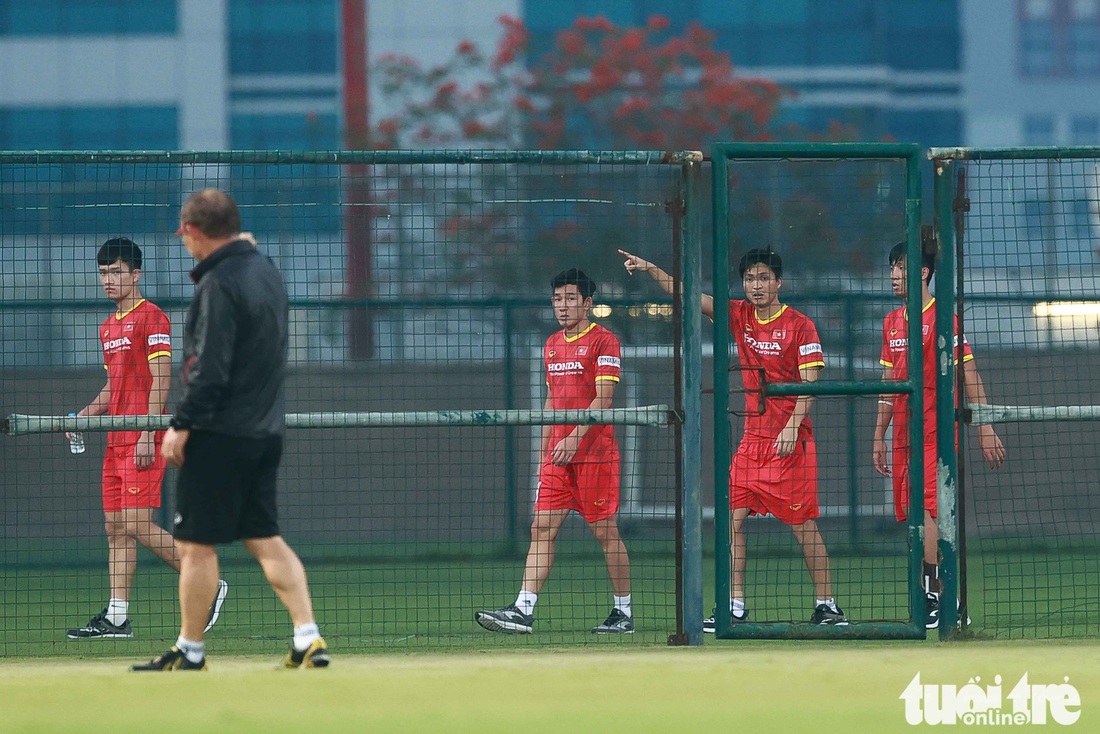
[{"left": 173, "top": 430, "right": 282, "bottom": 544}]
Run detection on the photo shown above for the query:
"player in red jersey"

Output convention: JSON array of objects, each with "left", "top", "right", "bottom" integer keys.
[
  {"left": 873, "top": 242, "right": 1005, "bottom": 628},
  {"left": 66, "top": 238, "right": 227, "bottom": 639},
  {"left": 621, "top": 248, "right": 847, "bottom": 628},
  {"left": 477, "top": 269, "right": 634, "bottom": 634}
]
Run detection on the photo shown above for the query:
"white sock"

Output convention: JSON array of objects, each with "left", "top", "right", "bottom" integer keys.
[
  {"left": 175, "top": 636, "right": 205, "bottom": 664},
  {"left": 106, "top": 598, "right": 129, "bottom": 626},
  {"left": 293, "top": 623, "right": 321, "bottom": 652},
  {"left": 613, "top": 594, "right": 632, "bottom": 618},
  {"left": 514, "top": 590, "right": 537, "bottom": 616},
  {"left": 730, "top": 599, "right": 747, "bottom": 618}
]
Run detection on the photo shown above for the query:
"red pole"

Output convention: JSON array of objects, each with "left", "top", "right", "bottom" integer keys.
[{"left": 341, "top": 0, "right": 373, "bottom": 359}]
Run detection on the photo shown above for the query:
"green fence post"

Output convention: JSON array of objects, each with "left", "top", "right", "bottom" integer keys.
[
  {"left": 710, "top": 145, "right": 734, "bottom": 639},
  {"left": 933, "top": 158, "right": 960, "bottom": 638}
]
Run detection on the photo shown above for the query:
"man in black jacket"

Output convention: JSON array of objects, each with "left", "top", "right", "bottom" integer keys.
[{"left": 132, "top": 188, "right": 329, "bottom": 671}]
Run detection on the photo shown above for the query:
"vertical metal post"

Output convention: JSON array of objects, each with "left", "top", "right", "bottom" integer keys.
[
  {"left": 905, "top": 151, "right": 927, "bottom": 638},
  {"left": 709, "top": 147, "right": 733, "bottom": 637},
  {"left": 670, "top": 161, "right": 704, "bottom": 645},
  {"left": 934, "top": 159, "right": 960, "bottom": 638}
]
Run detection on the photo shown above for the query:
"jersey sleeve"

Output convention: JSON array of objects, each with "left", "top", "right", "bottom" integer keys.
[
  {"left": 594, "top": 331, "right": 621, "bottom": 383},
  {"left": 795, "top": 316, "right": 825, "bottom": 370},
  {"left": 145, "top": 307, "right": 172, "bottom": 361},
  {"left": 880, "top": 317, "right": 894, "bottom": 368},
  {"left": 953, "top": 314, "right": 975, "bottom": 364}
]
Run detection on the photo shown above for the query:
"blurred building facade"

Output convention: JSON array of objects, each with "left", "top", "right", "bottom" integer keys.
[{"left": 962, "top": 0, "right": 1100, "bottom": 146}]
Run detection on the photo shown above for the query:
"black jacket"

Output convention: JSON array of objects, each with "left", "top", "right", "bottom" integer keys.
[{"left": 170, "top": 239, "right": 288, "bottom": 438}]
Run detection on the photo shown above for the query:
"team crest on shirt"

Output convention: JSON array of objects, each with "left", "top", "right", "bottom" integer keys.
[
  {"left": 124, "top": 323, "right": 134, "bottom": 332},
  {"left": 576, "top": 346, "right": 588, "bottom": 356},
  {"left": 772, "top": 329, "right": 786, "bottom": 340},
  {"left": 923, "top": 324, "right": 931, "bottom": 336},
  {"left": 548, "top": 350, "right": 556, "bottom": 358}
]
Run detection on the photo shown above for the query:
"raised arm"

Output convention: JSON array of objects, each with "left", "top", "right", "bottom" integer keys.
[{"left": 619, "top": 248, "right": 714, "bottom": 320}]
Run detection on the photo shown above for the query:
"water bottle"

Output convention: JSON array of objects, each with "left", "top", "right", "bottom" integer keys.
[{"left": 67, "top": 411, "right": 86, "bottom": 454}]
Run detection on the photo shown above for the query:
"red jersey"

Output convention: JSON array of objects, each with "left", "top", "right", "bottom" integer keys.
[
  {"left": 100, "top": 299, "right": 171, "bottom": 447},
  {"left": 544, "top": 322, "right": 621, "bottom": 462},
  {"left": 879, "top": 298, "right": 973, "bottom": 445},
  {"left": 729, "top": 301, "right": 825, "bottom": 439}
]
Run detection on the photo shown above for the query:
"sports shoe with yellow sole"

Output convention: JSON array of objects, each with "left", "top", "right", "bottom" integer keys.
[{"left": 283, "top": 637, "right": 330, "bottom": 668}]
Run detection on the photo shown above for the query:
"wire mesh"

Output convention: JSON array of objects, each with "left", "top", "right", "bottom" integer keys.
[
  {"left": 947, "top": 150, "right": 1100, "bottom": 638},
  {"left": 0, "top": 151, "right": 688, "bottom": 656}
]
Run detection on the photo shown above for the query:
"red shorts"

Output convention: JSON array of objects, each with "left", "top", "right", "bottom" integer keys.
[
  {"left": 729, "top": 434, "right": 819, "bottom": 525},
  {"left": 536, "top": 453, "right": 620, "bottom": 523},
  {"left": 892, "top": 441, "right": 938, "bottom": 522},
  {"left": 101, "top": 443, "right": 166, "bottom": 513}
]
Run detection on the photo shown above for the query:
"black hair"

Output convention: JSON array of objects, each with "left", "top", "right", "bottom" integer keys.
[
  {"left": 550, "top": 268, "right": 596, "bottom": 299},
  {"left": 888, "top": 241, "right": 935, "bottom": 284},
  {"left": 738, "top": 248, "right": 782, "bottom": 278},
  {"left": 96, "top": 237, "right": 143, "bottom": 270}
]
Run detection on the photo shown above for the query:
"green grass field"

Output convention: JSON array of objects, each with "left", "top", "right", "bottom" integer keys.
[
  {"left": 3, "top": 642, "right": 1097, "bottom": 733},
  {"left": 3, "top": 543, "right": 1098, "bottom": 731},
  {"left": 3, "top": 544, "right": 1096, "bottom": 657}
]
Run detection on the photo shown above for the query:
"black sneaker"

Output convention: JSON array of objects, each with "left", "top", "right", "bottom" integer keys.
[
  {"left": 67, "top": 609, "right": 133, "bottom": 639},
  {"left": 475, "top": 604, "right": 533, "bottom": 634},
  {"left": 925, "top": 592, "right": 941, "bottom": 629},
  {"left": 702, "top": 606, "right": 748, "bottom": 633},
  {"left": 810, "top": 603, "right": 849, "bottom": 626},
  {"left": 130, "top": 646, "right": 207, "bottom": 671},
  {"left": 283, "top": 637, "right": 330, "bottom": 668},
  {"left": 591, "top": 608, "right": 634, "bottom": 634},
  {"left": 204, "top": 579, "right": 229, "bottom": 633}
]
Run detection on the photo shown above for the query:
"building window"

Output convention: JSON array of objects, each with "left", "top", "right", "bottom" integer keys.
[
  {"left": 0, "top": 0, "right": 176, "bottom": 36},
  {"left": 1023, "top": 114, "right": 1056, "bottom": 144},
  {"left": 0, "top": 106, "right": 177, "bottom": 150},
  {"left": 1019, "top": 0, "right": 1100, "bottom": 77},
  {"left": 229, "top": 0, "right": 338, "bottom": 75},
  {"left": 1071, "top": 115, "right": 1100, "bottom": 143}
]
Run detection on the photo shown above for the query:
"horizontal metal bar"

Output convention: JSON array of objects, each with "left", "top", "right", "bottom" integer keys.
[
  {"left": 929, "top": 146, "right": 1100, "bottom": 161},
  {"left": 0, "top": 150, "right": 703, "bottom": 166},
  {"left": 2, "top": 405, "right": 675, "bottom": 436},
  {"left": 764, "top": 381, "right": 913, "bottom": 398},
  {"left": 969, "top": 403, "right": 1100, "bottom": 425},
  {"left": 712, "top": 142, "right": 922, "bottom": 160}
]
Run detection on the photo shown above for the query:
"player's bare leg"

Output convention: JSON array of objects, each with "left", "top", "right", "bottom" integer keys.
[
  {"left": 244, "top": 536, "right": 316, "bottom": 627},
  {"left": 790, "top": 518, "right": 832, "bottom": 600},
  {"left": 243, "top": 536, "right": 329, "bottom": 668},
  {"left": 105, "top": 512, "right": 139, "bottom": 601},
  {"left": 791, "top": 519, "right": 848, "bottom": 625},
  {"left": 177, "top": 539, "right": 221, "bottom": 641},
  {"left": 520, "top": 509, "right": 570, "bottom": 594},
  {"left": 120, "top": 507, "right": 180, "bottom": 570},
  {"left": 589, "top": 515, "right": 635, "bottom": 633},
  {"left": 729, "top": 508, "right": 750, "bottom": 604},
  {"left": 589, "top": 515, "right": 631, "bottom": 596}
]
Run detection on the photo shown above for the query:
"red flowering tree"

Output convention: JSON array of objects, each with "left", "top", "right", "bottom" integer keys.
[{"left": 373, "top": 15, "right": 789, "bottom": 149}]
